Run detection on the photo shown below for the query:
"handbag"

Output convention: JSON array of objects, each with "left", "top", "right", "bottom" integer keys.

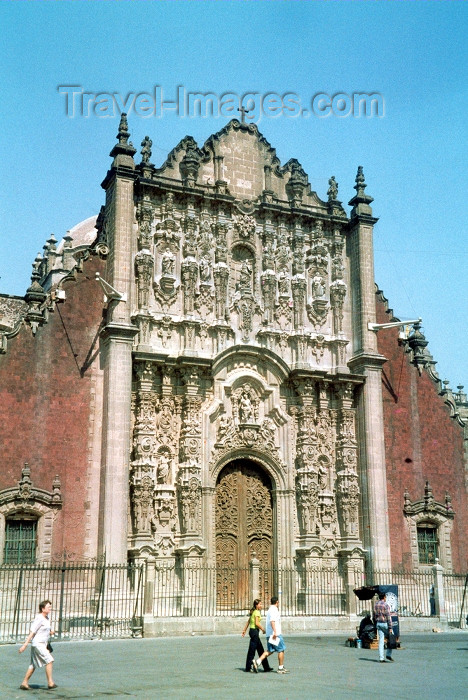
[
  {"left": 386, "top": 633, "right": 397, "bottom": 650},
  {"left": 47, "top": 642, "right": 53, "bottom": 653}
]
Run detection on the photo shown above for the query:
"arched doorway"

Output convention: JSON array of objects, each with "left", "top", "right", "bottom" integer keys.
[{"left": 215, "top": 460, "right": 273, "bottom": 609}]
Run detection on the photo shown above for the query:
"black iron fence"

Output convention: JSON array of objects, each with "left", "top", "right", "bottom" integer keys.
[
  {"left": 0, "top": 562, "right": 144, "bottom": 643},
  {"left": 150, "top": 563, "right": 358, "bottom": 617},
  {"left": 366, "top": 569, "right": 467, "bottom": 627},
  {"left": 444, "top": 573, "right": 468, "bottom": 628},
  {"left": 1, "top": 561, "right": 466, "bottom": 637},
  {"left": 368, "top": 569, "right": 434, "bottom": 617}
]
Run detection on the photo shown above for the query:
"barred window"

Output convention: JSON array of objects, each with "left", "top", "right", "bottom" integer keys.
[
  {"left": 4, "top": 518, "right": 37, "bottom": 564},
  {"left": 417, "top": 524, "right": 438, "bottom": 565}
]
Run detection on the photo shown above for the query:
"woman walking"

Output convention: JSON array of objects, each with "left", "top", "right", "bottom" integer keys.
[
  {"left": 19, "top": 599, "right": 57, "bottom": 690},
  {"left": 241, "top": 599, "right": 272, "bottom": 673}
]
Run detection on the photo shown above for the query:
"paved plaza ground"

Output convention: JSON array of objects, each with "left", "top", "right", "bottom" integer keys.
[{"left": 1, "top": 632, "right": 467, "bottom": 699}]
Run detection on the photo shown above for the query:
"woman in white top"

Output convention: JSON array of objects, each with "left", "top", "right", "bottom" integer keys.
[{"left": 19, "top": 599, "right": 57, "bottom": 690}]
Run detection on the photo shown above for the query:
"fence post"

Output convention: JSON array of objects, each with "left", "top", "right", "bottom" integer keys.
[
  {"left": 57, "top": 563, "right": 66, "bottom": 640},
  {"left": 144, "top": 557, "right": 155, "bottom": 617},
  {"left": 345, "top": 561, "right": 358, "bottom": 617},
  {"left": 433, "top": 559, "right": 447, "bottom": 623},
  {"left": 250, "top": 553, "right": 260, "bottom": 602}
]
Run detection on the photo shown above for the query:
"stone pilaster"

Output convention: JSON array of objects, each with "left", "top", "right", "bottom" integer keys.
[
  {"left": 98, "top": 323, "right": 138, "bottom": 562},
  {"left": 98, "top": 114, "right": 138, "bottom": 563},
  {"left": 347, "top": 168, "right": 391, "bottom": 572}
]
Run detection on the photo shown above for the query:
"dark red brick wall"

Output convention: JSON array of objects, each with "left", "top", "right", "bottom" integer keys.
[
  {"left": 376, "top": 293, "right": 467, "bottom": 572},
  {"left": 0, "top": 255, "right": 105, "bottom": 560}
]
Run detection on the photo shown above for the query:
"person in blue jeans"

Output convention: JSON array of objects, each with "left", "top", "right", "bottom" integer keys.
[
  {"left": 373, "top": 592, "right": 394, "bottom": 662},
  {"left": 254, "top": 596, "right": 289, "bottom": 674},
  {"left": 241, "top": 599, "right": 272, "bottom": 673}
]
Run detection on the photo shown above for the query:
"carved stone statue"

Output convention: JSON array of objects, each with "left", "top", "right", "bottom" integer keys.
[
  {"left": 156, "top": 452, "right": 171, "bottom": 484},
  {"left": 161, "top": 250, "right": 175, "bottom": 276},
  {"left": 327, "top": 176, "right": 338, "bottom": 201},
  {"left": 311, "top": 274, "right": 326, "bottom": 299},
  {"left": 239, "top": 391, "right": 253, "bottom": 423},
  {"left": 238, "top": 260, "right": 253, "bottom": 295},
  {"left": 141, "top": 136, "right": 152, "bottom": 164},
  {"left": 199, "top": 256, "right": 211, "bottom": 283}
]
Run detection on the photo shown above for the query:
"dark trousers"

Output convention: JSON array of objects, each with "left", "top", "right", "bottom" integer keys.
[{"left": 245, "top": 628, "right": 271, "bottom": 671}]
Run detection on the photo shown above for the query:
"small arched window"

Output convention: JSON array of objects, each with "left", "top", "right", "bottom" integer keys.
[
  {"left": 4, "top": 515, "right": 37, "bottom": 564},
  {"left": 417, "top": 523, "right": 438, "bottom": 565},
  {"left": 0, "top": 464, "right": 62, "bottom": 564}
]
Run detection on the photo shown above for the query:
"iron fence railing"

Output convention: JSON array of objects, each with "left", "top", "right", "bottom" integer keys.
[
  {"left": 0, "top": 562, "right": 144, "bottom": 643},
  {"left": 1, "top": 561, "right": 466, "bottom": 633},
  {"left": 369, "top": 569, "right": 434, "bottom": 617},
  {"left": 152, "top": 564, "right": 351, "bottom": 617},
  {"left": 444, "top": 573, "right": 468, "bottom": 628}
]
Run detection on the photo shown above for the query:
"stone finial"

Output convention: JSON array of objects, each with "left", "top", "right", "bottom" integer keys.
[
  {"left": 286, "top": 160, "right": 307, "bottom": 207},
  {"left": 52, "top": 475, "right": 62, "bottom": 503},
  {"left": 108, "top": 112, "right": 136, "bottom": 165},
  {"left": 140, "top": 135, "right": 153, "bottom": 165},
  {"left": 407, "top": 322, "right": 429, "bottom": 373},
  {"left": 354, "top": 166, "right": 367, "bottom": 197},
  {"left": 327, "top": 175, "right": 339, "bottom": 202},
  {"left": 34, "top": 252, "right": 44, "bottom": 279},
  {"left": 47, "top": 233, "right": 57, "bottom": 251},
  {"left": 179, "top": 138, "right": 201, "bottom": 187},
  {"left": 403, "top": 488, "right": 411, "bottom": 507},
  {"left": 18, "top": 463, "right": 33, "bottom": 502},
  {"left": 445, "top": 491, "right": 453, "bottom": 512},
  {"left": 117, "top": 113, "right": 130, "bottom": 145},
  {"left": 348, "top": 165, "right": 374, "bottom": 217},
  {"left": 424, "top": 480, "right": 434, "bottom": 507},
  {"left": 47, "top": 234, "right": 57, "bottom": 270},
  {"left": 25, "top": 260, "right": 46, "bottom": 334}
]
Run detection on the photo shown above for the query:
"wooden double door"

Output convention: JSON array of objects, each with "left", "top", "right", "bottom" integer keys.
[{"left": 215, "top": 460, "right": 273, "bottom": 608}]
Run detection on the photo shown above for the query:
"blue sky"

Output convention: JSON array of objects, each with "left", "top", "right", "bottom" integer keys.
[{"left": 1, "top": 1, "right": 467, "bottom": 387}]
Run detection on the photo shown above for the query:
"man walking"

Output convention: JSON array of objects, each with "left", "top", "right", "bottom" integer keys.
[
  {"left": 373, "top": 592, "right": 394, "bottom": 663},
  {"left": 253, "top": 596, "right": 289, "bottom": 674}
]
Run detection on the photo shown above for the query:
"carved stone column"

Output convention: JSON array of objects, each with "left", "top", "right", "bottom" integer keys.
[
  {"left": 135, "top": 249, "right": 154, "bottom": 310},
  {"left": 152, "top": 368, "right": 180, "bottom": 559},
  {"left": 181, "top": 258, "right": 198, "bottom": 315},
  {"left": 176, "top": 367, "right": 206, "bottom": 561},
  {"left": 335, "top": 383, "right": 363, "bottom": 550},
  {"left": 292, "top": 378, "right": 320, "bottom": 553},
  {"left": 129, "top": 362, "right": 158, "bottom": 555}
]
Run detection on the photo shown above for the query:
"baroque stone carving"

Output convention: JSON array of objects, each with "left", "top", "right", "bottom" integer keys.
[
  {"left": 154, "top": 249, "right": 179, "bottom": 309},
  {"left": 236, "top": 214, "right": 256, "bottom": 240},
  {"left": 0, "top": 463, "right": 62, "bottom": 509},
  {"left": 232, "top": 383, "right": 259, "bottom": 424},
  {"left": 0, "top": 296, "right": 28, "bottom": 353},
  {"left": 135, "top": 249, "right": 154, "bottom": 310},
  {"left": 210, "top": 417, "right": 284, "bottom": 469}
]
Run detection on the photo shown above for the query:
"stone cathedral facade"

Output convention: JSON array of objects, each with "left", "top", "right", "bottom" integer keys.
[
  {"left": 0, "top": 117, "right": 466, "bottom": 607},
  {"left": 102, "top": 115, "right": 383, "bottom": 580}
]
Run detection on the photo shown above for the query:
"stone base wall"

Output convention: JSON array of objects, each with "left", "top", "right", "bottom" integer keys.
[{"left": 143, "top": 615, "right": 451, "bottom": 638}]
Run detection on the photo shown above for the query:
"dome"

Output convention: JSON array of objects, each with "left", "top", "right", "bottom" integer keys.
[{"left": 55, "top": 215, "right": 98, "bottom": 254}]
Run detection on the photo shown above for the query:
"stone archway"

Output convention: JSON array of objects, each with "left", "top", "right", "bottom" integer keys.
[{"left": 215, "top": 460, "right": 273, "bottom": 608}]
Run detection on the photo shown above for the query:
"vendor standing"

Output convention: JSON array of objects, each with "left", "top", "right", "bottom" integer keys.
[{"left": 373, "top": 592, "right": 394, "bottom": 663}]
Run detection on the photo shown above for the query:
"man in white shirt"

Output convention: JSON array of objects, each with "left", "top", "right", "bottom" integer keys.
[{"left": 253, "top": 596, "right": 289, "bottom": 674}]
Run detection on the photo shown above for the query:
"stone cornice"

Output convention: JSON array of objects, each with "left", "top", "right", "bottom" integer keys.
[
  {"left": 348, "top": 352, "right": 387, "bottom": 372},
  {"left": 100, "top": 321, "right": 139, "bottom": 344},
  {"left": 101, "top": 164, "right": 138, "bottom": 190}
]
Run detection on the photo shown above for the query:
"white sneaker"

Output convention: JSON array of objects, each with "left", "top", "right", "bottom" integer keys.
[
  {"left": 277, "top": 668, "right": 290, "bottom": 674},
  {"left": 252, "top": 659, "right": 258, "bottom": 673}
]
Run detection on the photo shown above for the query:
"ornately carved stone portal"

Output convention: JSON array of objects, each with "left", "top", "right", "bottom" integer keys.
[{"left": 120, "top": 118, "right": 366, "bottom": 583}]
